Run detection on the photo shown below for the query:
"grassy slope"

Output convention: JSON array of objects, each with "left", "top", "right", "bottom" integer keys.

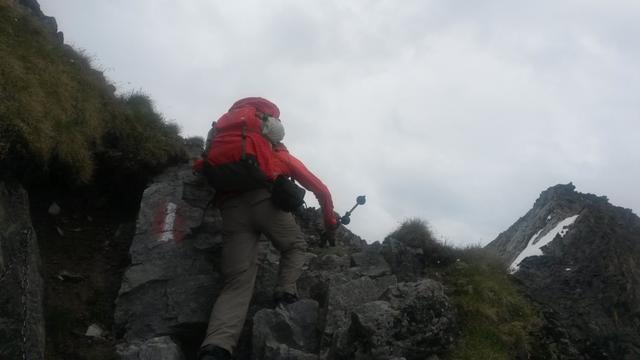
[
  {"left": 443, "top": 253, "right": 541, "bottom": 359},
  {"left": 389, "top": 220, "right": 543, "bottom": 360},
  {"left": 0, "top": 2, "right": 187, "bottom": 359},
  {"left": 0, "top": 0, "right": 185, "bottom": 186}
]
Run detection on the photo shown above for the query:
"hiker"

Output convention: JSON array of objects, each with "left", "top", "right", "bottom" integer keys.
[{"left": 193, "top": 97, "right": 338, "bottom": 360}]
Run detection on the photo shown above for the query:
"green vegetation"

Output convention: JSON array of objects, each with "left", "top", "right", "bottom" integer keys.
[
  {"left": 390, "top": 219, "right": 542, "bottom": 360},
  {"left": 0, "top": 0, "right": 185, "bottom": 185},
  {"left": 444, "top": 249, "right": 541, "bottom": 359}
]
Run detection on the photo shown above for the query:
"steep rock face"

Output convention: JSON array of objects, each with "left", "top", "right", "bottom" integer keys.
[
  {"left": 113, "top": 166, "right": 222, "bottom": 357},
  {"left": 0, "top": 182, "right": 45, "bottom": 359},
  {"left": 114, "top": 164, "right": 457, "bottom": 359},
  {"left": 486, "top": 184, "right": 640, "bottom": 359}
]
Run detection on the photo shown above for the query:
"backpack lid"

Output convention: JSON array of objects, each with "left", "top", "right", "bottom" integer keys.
[{"left": 230, "top": 97, "right": 280, "bottom": 118}]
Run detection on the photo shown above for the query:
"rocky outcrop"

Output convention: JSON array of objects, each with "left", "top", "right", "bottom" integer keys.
[
  {"left": 486, "top": 183, "right": 640, "bottom": 359},
  {"left": 10, "top": 0, "right": 64, "bottom": 43},
  {"left": 331, "top": 280, "right": 456, "bottom": 360},
  {"left": 117, "top": 336, "right": 186, "bottom": 360},
  {"left": 487, "top": 183, "right": 596, "bottom": 266},
  {"left": 0, "top": 182, "right": 45, "bottom": 359},
  {"left": 113, "top": 164, "right": 457, "bottom": 359},
  {"left": 113, "top": 166, "right": 222, "bottom": 356}
]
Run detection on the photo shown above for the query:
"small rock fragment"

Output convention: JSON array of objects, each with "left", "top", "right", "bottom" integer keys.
[
  {"left": 85, "top": 324, "right": 105, "bottom": 338},
  {"left": 48, "top": 202, "right": 61, "bottom": 216},
  {"left": 57, "top": 270, "right": 85, "bottom": 282}
]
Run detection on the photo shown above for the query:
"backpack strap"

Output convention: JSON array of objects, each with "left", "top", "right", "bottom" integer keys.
[{"left": 241, "top": 126, "right": 247, "bottom": 160}]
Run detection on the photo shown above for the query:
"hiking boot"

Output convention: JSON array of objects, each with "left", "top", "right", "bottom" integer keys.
[
  {"left": 273, "top": 291, "right": 299, "bottom": 307},
  {"left": 198, "top": 345, "right": 231, "bottom": 360}
]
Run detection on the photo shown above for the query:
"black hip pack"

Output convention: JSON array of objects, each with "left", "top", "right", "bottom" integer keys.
[
  {"left": 271, "top": 175, "right": 306, "bottom": 212},
  {"left": 202, "top": 154, "right": 269, "bottom": 193}
]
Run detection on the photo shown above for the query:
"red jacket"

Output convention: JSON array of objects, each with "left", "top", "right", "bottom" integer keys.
[
  {"left": 193, "top": 97, "right": 337, "bottom": 227},
  {"left": 272, "top": 143, "right": 337, "bottom": 228}
]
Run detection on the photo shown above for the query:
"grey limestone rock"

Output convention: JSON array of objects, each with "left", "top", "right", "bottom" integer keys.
[
  {"left": 252, "top": 299, "right": 320, "bottom": 359},
  {"left": 0, "top": 182, "right": 45, "bottom": 360},
  {"left": 117, "top": 336, "right": 185, "bottom": 360},
  {"left": 114, "top": 167, "right": 221, "bottom": 356},
  {"left": 112, "top": 163, "right": 456, "bottom": 359},
  {"left": 381, "top": 236, "right": 425, "bottom": 282},
  {"left": 350, "top": 244, "right": 391, "bottom": 278},
  {"left": 332, "top": 280, "right": 456, "bottom": 360}
]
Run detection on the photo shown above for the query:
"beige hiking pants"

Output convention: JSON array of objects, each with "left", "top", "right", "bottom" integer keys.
[{"left": 201, "top": 189, "right": 307, "bottom": 354}]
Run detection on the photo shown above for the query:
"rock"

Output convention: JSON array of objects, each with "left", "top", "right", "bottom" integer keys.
[
  {"left": 334, "top": 301, "right": 400, "bottom": 359},
  {"left": 350, "top": 244, "right": 391, "bottom": 278},
  {"left": 114, "top": 167, "right": 221, "bottom": 349},
  {"left": 382, "top": 236, "right": 425, "bottom": 282},
  {"left": 0, "top": 182, "right": 45, "bottom": 360},
  {"left": 48, "top": 202, "right": 61, "bottom": 216},
  {"left": 252, "top": 300, "right": 320, "bottom": 359},
  {"left": 85, "top": 324, "right": 105, "bottom": 338},
  {"left": 57, "top": 270, "right": 84, "bottom": 282},
  {"left": 332, "top": 280, "right": 456, "bottom": 360},
  {"left": 324, "top": 275, "right": 397, "bottom": 337},
  {"left": 116, "top": 336, "right": 185, "bottom": 360},
  {"left": 381, "top": 280, "right": 457, "bottom": 355},
  {"left": 263, "top": 344, "right": 318, "bottom": 360}
]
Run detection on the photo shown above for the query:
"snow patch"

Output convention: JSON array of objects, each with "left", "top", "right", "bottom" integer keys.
[{"left": 510, "top": 215, "right": 579, "bottom": 272}]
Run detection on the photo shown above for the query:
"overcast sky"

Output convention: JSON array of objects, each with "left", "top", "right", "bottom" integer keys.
[{"left": 39, "top": 0, "right": 640, "bottom": 246}]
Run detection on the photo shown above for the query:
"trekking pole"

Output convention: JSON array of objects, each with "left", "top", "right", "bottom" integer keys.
[
  {"left": 321, "top": 195, "right": 367, "bottom": 247},
  {"left": 338, "top": 195, "right": 366, "bottom": 225}
]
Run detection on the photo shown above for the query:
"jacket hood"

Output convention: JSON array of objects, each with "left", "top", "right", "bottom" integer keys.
[{"left": 229, "top": 97, "right": 280, "bottom": 118}]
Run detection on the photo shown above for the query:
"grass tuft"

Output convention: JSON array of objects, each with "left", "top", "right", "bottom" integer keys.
[
  {"left": 385, "top": 219, "right": 542, "bottom": 359},
  {"left": 0, "top": 1, "right": 185, "bottom": 185}
]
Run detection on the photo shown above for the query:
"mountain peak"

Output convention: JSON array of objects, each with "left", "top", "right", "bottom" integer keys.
[{"left": 486, "top": 184, "right": 640, "bottom": 358}]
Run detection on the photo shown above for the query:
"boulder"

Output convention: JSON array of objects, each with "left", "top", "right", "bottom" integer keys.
[
  {"left": 252, "top": 300, "right": 320, "bottom": 359},
  {"left": 380, "top": 280, "right": 457, "bottom": 355},
  {"left": 349, "top": 243, "right": 391, "bottom": 278},
  {"left": 113, "top": 167, "right": 222, "bottom": 355},
  {"left": 332, "top": 280, "right": 456, "bottom": 360},
  {"left": 0, "top": 182, "right": 45, "bottom": 360},
  {"left": 382, "top": 236, "right": 426, "bottom": 282}
]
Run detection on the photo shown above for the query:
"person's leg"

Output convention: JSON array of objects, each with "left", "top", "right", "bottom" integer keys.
[
  {"left": 201, "top": 202, "right": 259, "bottom": 354},
  {"left": 254, "top": 201, "right": 307, "bottom": 296}
]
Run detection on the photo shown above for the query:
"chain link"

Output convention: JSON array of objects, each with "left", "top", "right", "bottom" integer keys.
[
  {"left": 20, "top": 228, "right": 31, "bottom": 360},
  {"left": 0, "top": 227, "right": 31, "bottom": 358},
  {"left": 0, "top": 232, "right": 19, "bottom": 284},
  {"left": 0, "top": 252, "right": 17, "bottom": 283}
]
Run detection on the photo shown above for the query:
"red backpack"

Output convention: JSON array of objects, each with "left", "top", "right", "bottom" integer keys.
[{"left": 202, "top": 99, "right": 279, "bottom": 193}]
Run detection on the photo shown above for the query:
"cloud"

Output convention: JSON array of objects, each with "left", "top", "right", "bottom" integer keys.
[{"left": 39, "top": 0, "right": 640, "bottom": 245}]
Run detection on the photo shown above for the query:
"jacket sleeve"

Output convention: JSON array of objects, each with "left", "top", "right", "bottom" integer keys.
[{"left": 275, "top": 147, "right": 337, "bottom": 228}]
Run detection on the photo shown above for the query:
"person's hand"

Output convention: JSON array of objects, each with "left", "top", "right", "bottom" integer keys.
[
  {"left": 333, "top": 211, "right": 342, "bottom": 226},
  {"left": 321, "top": 228, "right": 336, "bottom": 247}
]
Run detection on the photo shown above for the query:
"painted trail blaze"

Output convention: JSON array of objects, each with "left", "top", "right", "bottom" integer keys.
[{"left": 152, "top": 201, "right": 186, "bottom": 243}]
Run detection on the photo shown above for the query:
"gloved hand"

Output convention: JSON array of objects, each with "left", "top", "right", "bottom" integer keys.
[
  {"left": 320, "top": 214, "right": 340, "bottom": 247},
  {"left": 321, "top": 228, "right": 336, "bottom": 247}
]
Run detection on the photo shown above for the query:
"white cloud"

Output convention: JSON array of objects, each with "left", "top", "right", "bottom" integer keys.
[{"left": 39, "top": 0, "right": 640, "bottom": 245}]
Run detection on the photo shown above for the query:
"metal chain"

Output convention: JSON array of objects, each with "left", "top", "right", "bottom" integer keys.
[
  {"left": 19, "top": 228, "right": 31, "bottom": 360},
  {"left": 0, "top": 250, "right": 17, "bottom": 283}
]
